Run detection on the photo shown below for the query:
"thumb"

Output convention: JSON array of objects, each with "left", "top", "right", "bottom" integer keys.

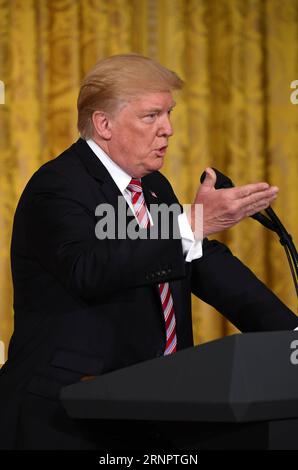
[{"left": 200, "top": 167, "right": 217, "bottom": 192}]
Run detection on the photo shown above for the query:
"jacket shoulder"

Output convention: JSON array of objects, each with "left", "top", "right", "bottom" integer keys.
[
  {"left": 20, "top": 140, "right": 91, "bottom": 198},
  {"left": 32, "top": 140, "right": 84, "bottom": 178}
]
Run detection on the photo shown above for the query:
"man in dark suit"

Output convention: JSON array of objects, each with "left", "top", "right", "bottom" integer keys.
[{"left": 0, "top": 54, "right": 297, "bottom": 450}]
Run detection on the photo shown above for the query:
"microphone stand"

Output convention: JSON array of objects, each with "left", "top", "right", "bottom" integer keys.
[
  {"left": 263, "top": 207, "right": 298, "bottom": 297},
  {"left": 237, "top": 192, "right": 298, "bottom": 298}
]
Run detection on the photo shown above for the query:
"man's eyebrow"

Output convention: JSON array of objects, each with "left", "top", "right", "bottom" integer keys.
[{"left": 142, "top": 102, "right": 176, "bottom": 113}]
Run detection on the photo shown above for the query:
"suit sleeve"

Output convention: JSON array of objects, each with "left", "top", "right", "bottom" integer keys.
[
  {"left": 24, "top": 169, "right": 186, "bottom": 302},
  {"left": 191, "top": 238, "right": 298, "bottom": 332}
]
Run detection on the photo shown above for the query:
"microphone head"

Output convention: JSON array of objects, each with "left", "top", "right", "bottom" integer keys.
[{"left": 200, "top": 168, "right": 234, "bottom": 189}]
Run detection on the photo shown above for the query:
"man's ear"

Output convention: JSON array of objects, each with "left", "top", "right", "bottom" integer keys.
[{"left": 92, "top": 111, "right": 112, "bottom": 140}]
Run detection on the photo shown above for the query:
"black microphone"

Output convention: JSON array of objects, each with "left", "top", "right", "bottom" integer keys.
[{"left": 200, "top": 168, "right": 276, "bottom": 231}]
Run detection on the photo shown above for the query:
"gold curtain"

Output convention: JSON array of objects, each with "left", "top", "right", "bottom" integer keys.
[{"left": 0, "top": 0, "right": 297, "bottom": 361}]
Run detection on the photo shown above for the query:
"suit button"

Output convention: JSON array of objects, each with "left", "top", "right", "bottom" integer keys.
[
  {"left": 156, "top": 271, "right": 161, "bottom": 276},
  {"left": 161, "top": 270, "right": 166, "bottom": 275},
  {"left": 167, "top": 268, "right": 172, "bottom": 273}
]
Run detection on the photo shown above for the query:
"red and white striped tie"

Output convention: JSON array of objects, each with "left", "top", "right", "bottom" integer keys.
[{"left": 127, "top": 178, "right": 177, "bottom": 355}]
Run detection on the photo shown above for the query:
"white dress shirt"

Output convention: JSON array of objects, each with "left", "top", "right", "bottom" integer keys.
[{"left": 86, "top": 139, "right": 202, "bottom": 262}]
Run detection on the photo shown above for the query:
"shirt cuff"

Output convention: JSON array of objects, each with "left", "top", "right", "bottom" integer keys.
[{"left": 178, "top": 212, "right": 203, "bottom": 263}]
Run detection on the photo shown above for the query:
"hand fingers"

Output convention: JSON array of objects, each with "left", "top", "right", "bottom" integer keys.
[
  {"left": 234, "top": 182, "right": 273, "bottom": 199},
  {"left": 240, "top": 186, "right": 278, "bottom": 209},
  {"left": 244, "top": 195, "right": 277, "bottom": 217},
  {"left": 229, "top": 184, "right": 278, "bottom": 220},
  {"left": 232, "top": 184, "right": 278, "bottom": 207}
]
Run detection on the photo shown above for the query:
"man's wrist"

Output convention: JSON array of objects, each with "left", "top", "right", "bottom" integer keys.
[{"left": 185, "top": 204, "right": 204, "bottom": 240}]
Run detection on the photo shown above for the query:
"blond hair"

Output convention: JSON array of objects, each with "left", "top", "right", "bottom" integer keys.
[{"left": 77, "top": 54, "right": 183, "bottom": 139}]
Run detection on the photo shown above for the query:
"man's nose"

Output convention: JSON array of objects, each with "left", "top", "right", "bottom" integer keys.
[{"left": 158, "top": 115, "right": 173, "bottom": 137}]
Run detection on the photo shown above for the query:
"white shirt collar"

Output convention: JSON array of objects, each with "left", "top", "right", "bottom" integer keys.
[{"left": 86, "top": 138, "right": 132, "bottom": 194}]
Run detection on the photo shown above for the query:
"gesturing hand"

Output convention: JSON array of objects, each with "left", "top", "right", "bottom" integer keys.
[{"left": 188, "top": 167, "right": 279, "bottom": 238}]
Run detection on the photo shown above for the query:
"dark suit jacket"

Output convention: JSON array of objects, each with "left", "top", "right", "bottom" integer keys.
[{"left": 0, "top": 138, "right": 296, "bottom": 449}]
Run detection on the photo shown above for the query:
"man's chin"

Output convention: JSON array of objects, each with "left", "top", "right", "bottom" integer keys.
[
  {"left": 153, "top": 156, "right": 165, "bottom": 169},
  {"left": 137, "top": 158, "right": 164, "bottom": 178},
  {"left": 147, "top": 158, "right": 164, "bottom": 175}
]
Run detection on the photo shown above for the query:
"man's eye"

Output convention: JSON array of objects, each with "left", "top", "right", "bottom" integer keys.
[{"left": 143, "top": 113, "right": 157, "bottom": 121}]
